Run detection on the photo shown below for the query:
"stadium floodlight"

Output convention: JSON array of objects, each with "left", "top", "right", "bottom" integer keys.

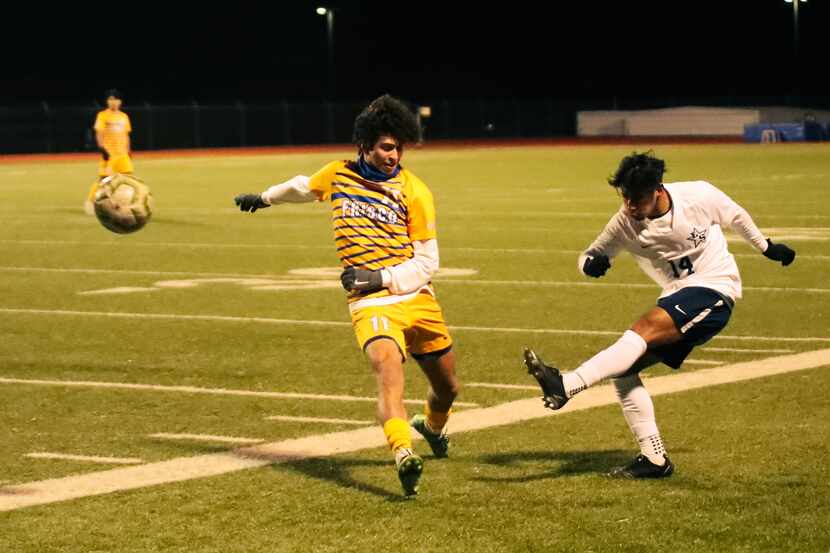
[
  {"left": 316, "top": 7, "right": 336, "bottom": 99},
  {"left": 785, "top": 0, "right": 806, "bottom": 60}
]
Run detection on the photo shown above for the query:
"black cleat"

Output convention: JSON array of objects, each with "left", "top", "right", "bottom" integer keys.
[
  {"left": 608, "top": 454, "right": 674, "bottom": 479},
  {"left": 523, "top": 348, "right": 569, "bottom": 410}
]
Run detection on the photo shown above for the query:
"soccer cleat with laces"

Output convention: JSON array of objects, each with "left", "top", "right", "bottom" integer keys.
[
  {"left": 608, "top": 454, "right": 674, "bottom": 479},
  {"left": 523, "top": 348, "right": 569, "bottom": 410},
  {"left": 395, "top": 447, "right": 424, "bottom": 497},
  {"left": 410, "top": 414, "right": 450, "bottom": 458}
]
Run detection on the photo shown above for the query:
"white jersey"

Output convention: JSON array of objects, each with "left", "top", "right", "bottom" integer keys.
[{"left": 579, "top": 181, "right": 768, "bottom": 301}]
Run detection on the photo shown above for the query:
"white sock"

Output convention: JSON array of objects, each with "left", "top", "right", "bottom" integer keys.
[
  {"left": 572, "top": 330, "right": 647, "bottom": 388},
  {"left": 562, "top": 372, "right": 587, "bottom": 398},
  {"left": 613, "top": 374, "right": 667, "bottom": 466}
]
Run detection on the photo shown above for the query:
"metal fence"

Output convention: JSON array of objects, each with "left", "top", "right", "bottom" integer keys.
[
  {"left": 2, "top": 95, "right": 826, "bottom": 154},
  {"left": 0, "top": 99, "right": 580, "bottom": 154}
]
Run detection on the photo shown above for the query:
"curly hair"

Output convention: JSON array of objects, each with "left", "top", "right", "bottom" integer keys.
[
  {"left": 608, "top": 151, "right": 667, "bottom": 199},
  {"left": 352, "top": 94, "right": 421, "bottom": 151}
]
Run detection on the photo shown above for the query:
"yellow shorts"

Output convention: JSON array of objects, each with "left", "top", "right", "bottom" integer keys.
[
  {"left": 351, "top": 290, "right": 452, "bottom": 361},
  {"left": 98, "top": 154, "right": 134, "bottom": 177}
]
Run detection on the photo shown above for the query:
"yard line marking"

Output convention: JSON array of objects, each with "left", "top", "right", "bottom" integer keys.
[
  {"left": 0, "top": 377, "right": 479, "bottom": 408},
  {"left": 1, "top": 241, "right": 829, "bottom": 260},
  {"left": 265, "top": 415, "right": 374, "bottom": 425},
  {"left": 466, "top": 382, "right": 540, "bottom": 391},
  {"left": 79, "top": 287, "right": 159, "bottom": 295},
  {"left": 701, "top": 347, "right": 793, "bottom": 354},
  {"left": 24, "top": 453, "right": 144, "bottom": 465},
  {"left": 2, "top": 266, "right": 828, "bottom": 294},
  {"left": 681, "top": 360, "right": 723, "bottom": 366},
  {"left": 148, "top": 433, "right": 264, "bottom": 445},
  {"left": 2, "top": 348, "right": 828, "bottom": 512},
  {"left": 2, "top": 308, "right": 829, "bottom": 343}
]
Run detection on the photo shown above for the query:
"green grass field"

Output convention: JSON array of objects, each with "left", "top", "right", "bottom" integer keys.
[{"left": 1, "top": 143, "right": 829, "bottom": 552}]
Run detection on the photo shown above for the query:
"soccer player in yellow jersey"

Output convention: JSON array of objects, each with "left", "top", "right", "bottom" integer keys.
[
  {"left": 84, "top": 89, "right": 134, "bottom": 214},
  {"left": 234, "top": 95, "right": 459, "bottom": 496}
]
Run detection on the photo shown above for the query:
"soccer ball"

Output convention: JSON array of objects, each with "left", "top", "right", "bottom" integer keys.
[{"left": 94, "top": 174, "right": 153, "bottom": 234}]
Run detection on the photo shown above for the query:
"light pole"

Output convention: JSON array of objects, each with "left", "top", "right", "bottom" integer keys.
[
  {"left": 784, "top": 0, "right": 806, "bottom": 61},
  {"left": 317, "top": 7, "right": 335, "bottom": 99}
]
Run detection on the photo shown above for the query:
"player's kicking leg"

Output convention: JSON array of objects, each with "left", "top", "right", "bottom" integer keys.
[
  {"left": 365, "top": 338, "right": 423, "bottom": 497},
  {"left": 411, "top": 347, "right": 458, "bottom": 458},
  {"left": 525, "top": 305, "right": 681, "bottom": 478}
]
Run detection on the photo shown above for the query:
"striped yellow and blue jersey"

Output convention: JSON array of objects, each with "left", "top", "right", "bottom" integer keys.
[{"left": 308, "top": 160, "right": 437, "bottom": 303}]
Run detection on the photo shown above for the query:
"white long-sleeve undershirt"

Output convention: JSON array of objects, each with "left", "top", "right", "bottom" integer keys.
[
  {"left": 382, "top": 239, "right": 439, "bottom": 295},
  {"left": 261, "top": 175, "right": 314, "bottom": 204}
]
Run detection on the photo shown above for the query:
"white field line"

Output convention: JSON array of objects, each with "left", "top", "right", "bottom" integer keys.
[
  {"left": 2, "top": 266, "right": 828, "bottom": 294},
  {"left": 681, "top": 360, "right": 724, "bottom": 366},
  {"left": 2, "top": 308, "right": 829, "bottom": 344},
  {"left": 265, "top": 415, "right": 374, "bottom": 425},
  {"left": 1, "top": 241, "right": 828, "bottom": 260},
  {"left": 2, "top": 348, "right": 828, "bottom": 512},
  {"left": 466, "top": 382, "right": 539, "bottom": 391},
  {"left": 24, "top": 453, "right": 144, "bottom": 465},
  {"left": 701, "top": 347, "right": 792, "bottom": 354},
  {"left": 437, "top": 279, "right": 830, "bottom": 295},
  {"left": 0, "top": 377, "right": 478, "bottom": 408},
  {"left": 149, "top": 433, "right": 264, "bottom": 445}
]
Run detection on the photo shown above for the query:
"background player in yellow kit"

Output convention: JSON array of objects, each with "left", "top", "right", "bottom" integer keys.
[
  {"left": 84, "top": 89, "right": 134, "bottom": 214},
  {"left": 234, "top": 95, "right": 459, "bottom": 497}
]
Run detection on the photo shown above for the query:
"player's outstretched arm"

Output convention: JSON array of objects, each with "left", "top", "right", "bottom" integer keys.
[
  {"left": 762, "top": 238, "right": 796, "bottom": 266},
  {"left": 235, "top": 175, "right": 314, "bottom": 213}
]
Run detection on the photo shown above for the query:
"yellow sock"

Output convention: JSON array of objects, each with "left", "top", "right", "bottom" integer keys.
[
  {"left": 425, "top": 404, "right": 451, "bottom": 433},
  {"left": 383, "top": 418, "right": 412, "bottom": 451},
  {"left": 87, "top": 180, "right": 101, "bottom": 202}
]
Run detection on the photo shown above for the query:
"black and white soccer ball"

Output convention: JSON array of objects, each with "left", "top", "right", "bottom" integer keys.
[{"left": 94, "top": 174, "right": 153, "bottom": 234}]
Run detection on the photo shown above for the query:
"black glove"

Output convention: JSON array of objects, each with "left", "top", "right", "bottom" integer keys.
[
  {"left": 583, "top": 254, "right": 611, "bottom": 278},
  {"left": 99, "top": 147, "right": 110, "bottom": 161},
  {"left": 340, "top": 267, "right": 384, "bottom": 293},
  {"left": 763, "top": 239, "right": 795, "bottom": 266},
  {"left": 234, "top": 193, "right": 269, "bottom": 213}
]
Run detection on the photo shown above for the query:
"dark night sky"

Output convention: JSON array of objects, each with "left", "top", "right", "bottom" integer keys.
[{"left": 1, "top": 1, "right": 827, "bottom": 106}]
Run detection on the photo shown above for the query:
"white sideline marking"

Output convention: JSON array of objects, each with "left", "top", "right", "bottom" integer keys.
[
  {"left": 702, "top": 347, "right": 792, "bottom": 354},
  {"left": 0, "top": 377, "right": 479, "bottom": 408},
  {"left": 681, "top": 360, "right": 723, "bottom": 366},
  {"left": 25, "top": 453, "right": 144, "bottom": 465},
  {"left": 2, "top": 349, "right": 828, "bottom": 512},
  {"left": 149, "top": 433, "right": 264, "bottom": 445},
  {"left": 266, "top": 415, "right": 374, "bottom": 425},
  {"left": 2, "top": 308, "right": 829, "bottom": 343}
]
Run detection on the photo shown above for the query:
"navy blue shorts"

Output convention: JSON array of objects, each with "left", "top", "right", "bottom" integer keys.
[{"left": 652, "top": 287, "right": 734, "bottom": 369}]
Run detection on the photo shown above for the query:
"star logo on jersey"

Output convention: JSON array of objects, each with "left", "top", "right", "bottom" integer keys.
[{"left": 687, "top": 227, "right": 708, "bottom": 247}]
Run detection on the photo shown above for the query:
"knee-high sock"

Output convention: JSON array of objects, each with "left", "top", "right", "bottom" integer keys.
[
  {"left": 569, "top": 330, "right": 648, "bottom": 392},
  {"left": 383, "top": 418, "right": 412, "bottom": 452},
  {"left": 612, "top": 374, "right": 666, "bottom": 465}
]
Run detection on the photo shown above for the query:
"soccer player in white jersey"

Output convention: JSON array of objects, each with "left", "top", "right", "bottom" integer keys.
[{"left": 525, "top": 151, "right": 796, "bottom": 479}]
